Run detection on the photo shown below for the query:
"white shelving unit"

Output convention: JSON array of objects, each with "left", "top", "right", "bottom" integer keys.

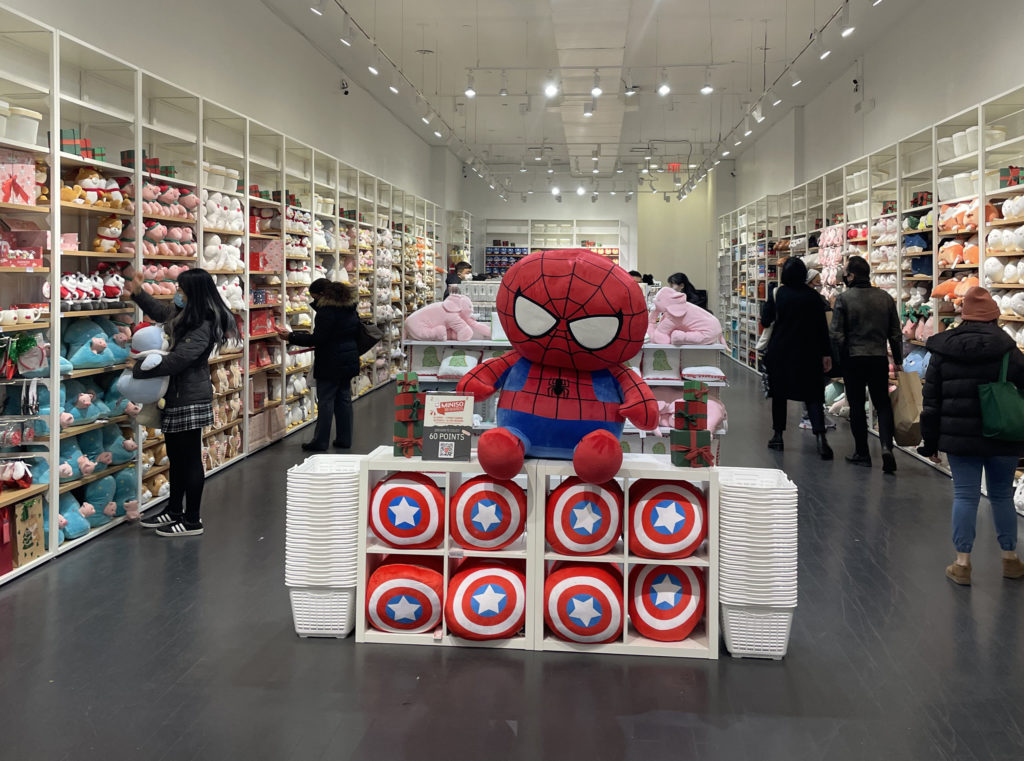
[
  {"left": 355, "top": 446, "right": 719, "bottom": 658},
  {"left": 481, "top": 217, "right": 632, "bottom": 275}
]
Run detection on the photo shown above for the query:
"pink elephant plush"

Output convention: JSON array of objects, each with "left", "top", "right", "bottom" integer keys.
[
  {"left": 404, "top": 294, "right": 492, "bottom": 342},
  {"left": 648, "top": 287, "right": 723, "bottom": 345}
]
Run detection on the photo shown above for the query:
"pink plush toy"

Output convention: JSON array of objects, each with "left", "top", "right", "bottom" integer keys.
[
  {"left": 164, "top": 226, "right": 184, "bottom": 256},
  {"left": 404, "top": 294, "right": 491, "bottom": 341},
  {"left": 142, "top": 264, "right": 160, "bottom": 294},
  {"left": 179, "top": 226, "right": 196, "bottom": 256},
  {"left": 178, "top": 188, "right": 199, "bottom": 219},
  {"left": 648, "top": 287, "right": 723, "bottom": 345},
  {"left": 119, "top": 222, "right": 137, "bottom": 255},
  {"left": 157, "top": 185, "right": 185, "bottom": 218},
  {"left": 140, "top": 182, "right": 161, "bottom": 215}
]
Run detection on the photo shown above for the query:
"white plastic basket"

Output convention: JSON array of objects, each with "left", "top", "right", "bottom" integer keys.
[
  {"left": 289, "top": 587, "right": 356, "bottom": 638},
  {"left": 721, "top": 603, "right": 794, "bottom": 659}
]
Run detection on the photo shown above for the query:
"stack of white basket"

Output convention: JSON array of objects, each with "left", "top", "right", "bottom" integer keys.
[
  {"left": 286, "top": 454, "right": 363, "bottom": 637},
  {"left": 717, "top": 467, "right": 798, "bottom": 659}
]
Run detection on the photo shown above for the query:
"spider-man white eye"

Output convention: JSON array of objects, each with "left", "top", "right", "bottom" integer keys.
[
  {"left": 568, "top": 314, "right": 622, "bottom": 351},
  {"left": 514, "top": 293, "right": 558, "bottom": 337}
]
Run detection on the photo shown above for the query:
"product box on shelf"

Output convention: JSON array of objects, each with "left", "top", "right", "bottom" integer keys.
[
  {"left": 999, "top": 167, "right": 1022, "bottom": 188},
  {"left": 670, "top": 429, "right": 714, "bottom": 467},
  {"left": 119, "top": 148, "right": 147, "bottom": 168},
  {"left": 249, "top": 410, "right": 269, "bottom": 449},
  {"left": 0, "top": 505, "right": 14, "bottom": 576},
  {"left": 11, "top": 497, "right": 44, "bottom": 567},
  {"left": 674, "top": 398, "right": 708, "bottom": 430},
  {"left": 393, "top": 372, "right": 425, "bottom": 457},
  {"left": 0, "top": 148, "right": 36, "bottom": 206},
  {"left": 250, "top": 239, "right": 284, "bottom": 271}
]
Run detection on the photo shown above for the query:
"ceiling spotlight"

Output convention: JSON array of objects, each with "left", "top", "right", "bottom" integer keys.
[
  {"left": 769, "top": 89, "right": 782, "bottom": 107},
  {"left": 814, "top": 30, "right": 832, "bottom": 60},
  {"left": 534, "top": 148, "right": 543, "bottom": 161},
  {"left": 676, "top": 190, "right": 684, "bottom": 201},
  {"left": 615, "top": 161, "right": 623, "bottom": 174},
  {"left": 488, "top": 182, "right": 495, "bottom": 190},
  {"left": 610, "top": 190, "right": 617, "bottom": 195},
  {"left": 339, "top": 13, "right": 352, "bottom": 46},
  {"left": 752, "top": 103, "right": 765, "bottom": 123},
  {"left": 309, "top": 1, "right": 324, "bottom": 15},
  {"left": 650, "top": 162, "right": 659, "bottom": 169},
  {"left": 576, "top": 185, "right": 585, "bottom": 196},
  {"left": 657, "top": 70, "right": 671, "bottom": 96},
  {"left": 673, "top": 175, "right": 681, "bottom": 187},
  {"left": 551, "top": 185, "right": 560, "bottom": 196},
  {"left": 788, "top": 69, "right": 802, "bottom": 87},
  {"left": 689, "top": 163, "right": 698, "bottom": 168},
  {"left": 519, "top": 160, "right": 527, "bottom": 173},
  {"left": 640, "top": 165, "right": 649, "bottom": 174},
  {"left": 700, "top": 68, "right": 714, "bottom": 95},
  {"left": 583, "top": 99, "right": 595, "bottom": 118},
  {"left": 546, "top": 161, "right": 554, "bottom": 174},
  {"left": 714, "top": 159, "right": 721, "bottom": 166},
  {"left": 499, "top": 70, "right": 509, "bottom": 97},
  {"left": 521, "top": 194, "right": 527, "bottom": 203},
  {"left": 592, "top": 147, "right": 600, "bottom": 162},
  {"left": 722, "top": 150, "right": 730, "bottom": 157},
  {"left": 624, "top": 73, "right": 637, "bottom": 97},
  {"left": 591, "top": 192, "right": 599, "bottom": 204},
  {"left": 527, "top": 189, "right": 534, "bottom": 194},
  {"left": 590, "top": 70, "right": 603, "bottom": 98},
  {"left": 433, "top": 130, "right": 443, "bottom": 138},
  {"left": 644, "top": 152, "right": 652, "bottom": 160},
  {"left": 388, "top": 77, "right": 399, "bottom": 95},
  {"left": 464, "top": 72, "right": 476, "bottom": 99},
  {"left": 734, "top": 140, "right": 743, "bottom": 147},
  {"left": 544, "top": 72, "right": 559, "bottom": 98},
  {"left": 592, "top": 167, "right": 599, "bottom": 174},
  {"left": 873, "top": 0, "right": 883, "bottom": 5},
  {"left": 421, "top": 113, "right": 431, "bottom": 125},
  {"left": 840, "top": 0, "right": 856, "bottom": 37},
  {"left": 368, "top": 62, "right": 379, "bottom": 76}
]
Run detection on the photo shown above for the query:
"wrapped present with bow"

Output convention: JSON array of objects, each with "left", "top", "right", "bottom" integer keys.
[
  {"left": 395, "top": 371, "right": 420, "bottom": 393},
  {"left": 673, "top": 398, "right": 708, "bottom": 430},
  {"left": 395, "top": 391, "right": 425, "bottom": 422},
  {"left": 682, "top": 380, "right": 709, "bottom": 403},
  {"left": 670, "top": 429, "right": 714, "bottom": 468},
  {"left": 393, "top": 419, "right": 424, "bottom": 458}
]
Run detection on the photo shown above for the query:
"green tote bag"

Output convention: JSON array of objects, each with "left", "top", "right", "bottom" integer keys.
[{"left": 979, "top": 352, "right": 1024, "bottom": 440}]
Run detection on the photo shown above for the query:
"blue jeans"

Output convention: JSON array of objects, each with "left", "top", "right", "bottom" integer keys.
[{"left": 947, "top": 454, "right": 1019, "bottom": 553}]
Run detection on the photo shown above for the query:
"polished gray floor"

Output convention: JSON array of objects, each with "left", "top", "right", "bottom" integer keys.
[{"left": 0, "top": 367, "right": 1021, "bottom": 760}]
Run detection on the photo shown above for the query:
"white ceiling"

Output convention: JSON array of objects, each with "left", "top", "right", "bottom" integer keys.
[{"left": 262, "top": 0, "right": 913, "bottom": 194}]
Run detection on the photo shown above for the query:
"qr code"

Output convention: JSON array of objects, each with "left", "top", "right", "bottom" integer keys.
[{"left": 438, "top": 441, "right": 455, "bottom": 459}]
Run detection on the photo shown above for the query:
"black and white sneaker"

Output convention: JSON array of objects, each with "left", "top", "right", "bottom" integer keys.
[
  {"left": 156, "top": 520, "right": 204, "bottom": 537},
  {"left": 140, "top": 511, "right": 180, "bottom": 529}
]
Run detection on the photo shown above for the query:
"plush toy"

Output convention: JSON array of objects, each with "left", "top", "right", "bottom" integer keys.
[
  {"left": 74, "top": 167, "right": 106, "bottom": 205},
  {"left": 59, "top": 436, "right": 95, "bottom": 481},
  {"left": 112, "top": 465, "right": 140, "bottom": 519},
  {"left": 32, "top": 383, "right": 73, "bottom": 436},
  {"left": 648, "top": 287, "right": 723, "bottom": 345},
  {"left": 63, "top": 379, "right": 99, "bottom": 425},
  {"left": 58, "top": 492, "right": 92, "bottom": 539},
  {"left": 34, "top": 159, "right": 48, "bottom": 205},
  {"left": 92, "top": 215, "right": 123, "bottom": 254},
  {"left": 365, "top": 559, "right": 445, "bottom": 634},
  {"left": 115, "top": 322, "right": 169, "bottom": 405},
  {"left": 444, "top": 560, "right": 527, "bottom": 640},
  {"left": 43, "top": 500, "right": 67, "bottom": 549},
  {"left": 77, "top": 426, "right": 113, "bottom": 472},
  {"left": 102, "top": 424, "right": 138, "bottom": 465},
  {"left": 82, "top": 475, "right": 118, "bottom": 527},
  {"left": 544, "top": 564, "right": 623, "bottom": 644},
  {"left": 404, "top": 294, "right": 491, "bottom": 341},
  {"left": 456, "top": 250, "right": 658, "bottom": 484},
  {"left": 628, "top": 564, "right": 705, "bottom": 642}
]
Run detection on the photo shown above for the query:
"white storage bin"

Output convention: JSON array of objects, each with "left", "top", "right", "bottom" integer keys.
[
  {"left": 224, "top": 167, "right": 240, "bottom": 192},
  {"left": 0, "top": 100, "right": 9, "bottom": 137},
  {"left": 985, "top": 169, "right": 1001, "bottom": 194},
  {"left": 6, "top": 107, "right": 41, "bottom": 144},
  {"left": 289, "top": 587, "right": 355, "bottom": 638},
  {"left": 953, "top": 172, "right": 973, "bottom": 197},
  {"left": 952, "top": 130, "right": 969, "bottom": 157},
  {"left": 985, "top": 126, "right": 1007, "bottom": 148},
  {"left": 201, "top": 161, "right": 212, "bottom": 186},
  {"left": 178, "top": 160, "right": 197, "bottom": 183},
  {"left": 937, "top": 176, "right": 956, "bottom": 201},
  {"left": 937, "top": 137, "right": 955, "bottom": 163},
  {"left": 970, "top": 170, "right": 980, "bottom": 196},
  {"left": 721, "top": 603, "right": 794, "bottom": 660},
  {"left": 966, "top": 125, "right": 980, "bottom": 153},
  {"left": 845, "top": 170, "right": 865, "bottom": 194}
]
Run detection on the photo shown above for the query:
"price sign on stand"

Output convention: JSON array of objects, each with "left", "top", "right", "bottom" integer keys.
[{"left": 422, "top": 393, "right": 474, "bottom": 461}]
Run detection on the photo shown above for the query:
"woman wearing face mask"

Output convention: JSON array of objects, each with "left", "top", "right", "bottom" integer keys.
[
  {"left": 128, "top": 268, "right": 237, "bottom": 537},
  {"left": 275, "top": 278, "right": 361, "bottom": 451}
]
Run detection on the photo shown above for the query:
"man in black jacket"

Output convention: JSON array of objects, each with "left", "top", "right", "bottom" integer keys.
[{"left": 830, "top": 256, "right": 903, "bottom": 472}]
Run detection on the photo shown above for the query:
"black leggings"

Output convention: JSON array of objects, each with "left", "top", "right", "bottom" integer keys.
[{"left": 165, "top": 428, "right": 206, "bottom": 524}]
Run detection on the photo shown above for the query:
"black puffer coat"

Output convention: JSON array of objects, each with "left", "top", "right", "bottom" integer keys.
[
  {"left": 286, "top": 297, "right": 361, "bottom": 381},
  {"left": 763, "top": 285, "right": 831, "bottom": 402},
  {"left": 921, "top": 321, "right": 1024, "bottom": 457}
]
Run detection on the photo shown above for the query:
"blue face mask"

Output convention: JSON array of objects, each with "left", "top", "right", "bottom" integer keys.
[{"left": 173, "top": 291, "right": 186, "bottom": 308}]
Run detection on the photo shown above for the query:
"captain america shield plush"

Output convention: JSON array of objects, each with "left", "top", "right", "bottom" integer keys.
[
  {"left": 444, "top": 561, "right": 527, "bottom": 640},
  {"left": 628, "top": 564, "right": 705, "bottom": 642},
  {"left": 628, "top": 479, "right": 707, "bottom": 559},
  {"left": 450, "top": 476, "right": 527, "bottom": 551},
  {"left": 369, "top": 472, "right": 444, "bottom": 549},
  {"left": 544, "top": 564, "right": 623, "bottom": 644},
  {"left": 366, "top": 561, "right": 444, "bottom": 634},
  {"left": 546, "top": 477, "right": 623, "bottom": 556}
]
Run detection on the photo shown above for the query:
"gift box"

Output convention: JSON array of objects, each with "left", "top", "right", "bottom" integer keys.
[
  {"left": 393, "top": 419, "right": 424, "bottom": 457},
  {"left": 120, "top": 148, "right": 147, "bottom": 167},
  {"left": 11, "top": 496, "right": 44, "bottom": 567},
  {"left": 882, "top": 200, "right": 897, "bottom": 214},
  {"left": 999, "top": 167, "right": 1022, "bottom": 188},
  {"left": 395, "top": 391, "right": 425, "bottom": 422},
  {"left": 159, "top": 165, "right": 176, "bottom": 177},
  {"left": 682, "top": 380, "right": 709, "bottom": 403},
  {"left": 674, "top": 399, "right": 708, "bottom": 430},
  {"left": 670, "top": 429, "right": 714, "bottom": 468},
  {"left": 0, "top": 149, "right": 37, "bottom": 206},
  {"left": 93, "top": 147, "right": 106, "bottom": 162},
  {"left": 395, "top": 371, "right": 420, "bottom": 393},
  {"left": 143, "top": 157, "right": 160, "bottom": 172}
]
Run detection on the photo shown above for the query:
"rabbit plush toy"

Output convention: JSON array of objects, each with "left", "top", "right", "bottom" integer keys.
[{"left": 648, "top": 287, "right": 723, "bottom": 345}]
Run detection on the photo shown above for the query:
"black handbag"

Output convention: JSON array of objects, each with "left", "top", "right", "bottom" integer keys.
[{"left": 356, "top": 321, "right": 383, "bottom": 355}]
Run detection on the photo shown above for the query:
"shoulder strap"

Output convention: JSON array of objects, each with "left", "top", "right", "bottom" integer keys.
[{"left": 1001, "top": 351, "right": 1011, "bottom": 383}]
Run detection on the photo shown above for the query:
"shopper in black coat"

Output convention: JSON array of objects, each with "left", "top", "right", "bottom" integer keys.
[
  {"left": 129, "top": 268, "right": 237, "bottom": 537},
  {"left": 919, "top": 287, "right": 1024, "bottom": 585},
  {"left": 277, "top": 279, "right": 361, "bottom": 451},
  {"left": 762, "top": 257, "right": 834, "bottom": 458}
]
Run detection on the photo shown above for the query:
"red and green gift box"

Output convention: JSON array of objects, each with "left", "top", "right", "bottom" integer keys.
[
  {"left": 674, "top": 399, "right": 708, "bottom": 430},
  {"left": 393, "top": 419, "right": 424, "bottom": 458},
  {"left": 395, "top": 392, "right": 425, "bottom": 422},
  {"left": 1000, "top": 167, "right": 1022, "bottom": 188},
  {"left": 670, "top": 429, "right": 714, "bottom": 468},
  {"left": 395, "top": 371, "right": 420, "bottom": 393},
  {"left": 683, "top": 380, "right": 709, "bottom": 403}
]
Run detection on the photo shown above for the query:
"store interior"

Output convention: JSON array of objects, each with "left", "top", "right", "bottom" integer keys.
[{"left": 1, "top": 0, "right": 1024, "bottom": 757}]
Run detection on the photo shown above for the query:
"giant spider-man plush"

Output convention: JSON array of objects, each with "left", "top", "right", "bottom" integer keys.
[{"left": 457, "top": 249, "right": 658, "bottom": 483}]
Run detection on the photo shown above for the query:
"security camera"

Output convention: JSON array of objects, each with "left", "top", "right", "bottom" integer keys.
[
  {"left": 730, "top": 171, "right": 737, "bottom": 178},
  {"left": 340, "top": 78, "right": 350, "bottom": 95},
  {"left": 852, "top": 78, "right": 860, "bottom": 93}
]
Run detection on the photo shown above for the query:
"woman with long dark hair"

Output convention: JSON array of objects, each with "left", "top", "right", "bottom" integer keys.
[
  {"left": 129, "top": 268, "right": 236, "bottom": 536},
  {"left": 275, "top": 279, "right": 361, "bottom": 451},
  {"left": 762, "top": 257, "right": 834, "bottom": 459},
  {"left": 667, "top": 272, "right": 708, "bottom": 311}
]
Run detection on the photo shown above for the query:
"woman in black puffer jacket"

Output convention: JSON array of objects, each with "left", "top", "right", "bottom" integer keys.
[
  {"left": 277, "top": 279, "right": 361, "bottom": 451},
  {"left": 920, "top": 286, "right": 1024, "bottom": 585}
]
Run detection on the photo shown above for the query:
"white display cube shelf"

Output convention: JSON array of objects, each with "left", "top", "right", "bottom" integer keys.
[{"left": 356, "top": 447, "right": 719, "bottom": 659}]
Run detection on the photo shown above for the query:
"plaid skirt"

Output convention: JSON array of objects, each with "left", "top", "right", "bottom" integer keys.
[{"left": 161, "top": 402, "right": 214, "bottom": 433}]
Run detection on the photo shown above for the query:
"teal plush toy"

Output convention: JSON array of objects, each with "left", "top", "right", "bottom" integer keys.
[
  {"left": 82, "top": 475, "right": 117, "bottom": 528},
  {"left": 112, "top": 465, "right": 140, "bottom": 519},
  {"left": 102, "top": 424, "right": 137, "bottom": 465},
  {"left": 77, "top": 427, "right": 113, "bottom": 473},
  {"left": 79, "top": 379, "right": 114, "bottom": 418},
  {"left": 58, "top": 492, "right": 91, "bottom": 539},
  {"left": 42, "top": 498, "right": 66, "bottom": 549},
  {"left": 62, "top": 317, "right": 117, "bottom": 369},
  {"left": 58, "top": 436, "right": 96, "bottom": 482},
  {"left": 91, "top": 316, "right": 132, "bottom": 363},
  {"left": 63, "top": 379, "right": 100, "bottom": 425},
  {"left": 30, "top": 450, "right": 72, "bottom": 484}
]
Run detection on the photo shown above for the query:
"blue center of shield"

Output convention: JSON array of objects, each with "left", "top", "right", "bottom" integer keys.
[
  {"left": 570, "top": 500, "right": 602, "bottom": 535},
  {"left": 388, "top": 495, "right": 421, "bottom": 527},
  {"left": 470, "top": 583, "right": 507, "bottom": 617},
  {"left": 470, "top": 499, "right": 503, "bottom": 532},
  {"left": 567, "top": 594, "right": 603, "bottom": 628}
]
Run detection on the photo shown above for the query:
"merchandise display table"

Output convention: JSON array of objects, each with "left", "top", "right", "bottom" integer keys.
[{"left": 355, "top": 446, "right": 720, "bottom": 659}]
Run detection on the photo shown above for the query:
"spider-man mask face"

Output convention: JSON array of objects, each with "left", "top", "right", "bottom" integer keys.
[{"left": 497, "top": 249, "right": 647, "bottom": 371}]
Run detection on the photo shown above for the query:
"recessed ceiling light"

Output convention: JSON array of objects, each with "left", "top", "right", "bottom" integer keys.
[
  {"left": 657, "top": 69, "right": 670, "bottom": 96},
  {"left": 367, "top": 64, "right": 379, "bottom": 76},
  {"left": 340, "top": 13, "right": 352, "bottom": 45},
  {"left": 464, "top": 72, "right": 476, "bottom": 99},
  {"left": 389, "top": 83, "right": 399, "bottom": 94},
  {"left": 576, "top": 186, "right": 585, "bottom": 196},
  {"left": 592, "top": 168, "right": 599, "bottom": 174},
  {"left": 591, "top": 70, "right": 602, "bottom": 98},
  {"left": 544, "top": 71, "right": 559, "bottom": 98},
  {"left": 551, "top": 185, "right": 560, "bottom": 195},
  {"left": 583, "top": 100, "right": 594, "bottom": 117},
  {"left": 840, "top": 0, "right": 855, "bottom": 36},
  {"left": 433, "top": 130, "right": 442, "bottom": 138}
]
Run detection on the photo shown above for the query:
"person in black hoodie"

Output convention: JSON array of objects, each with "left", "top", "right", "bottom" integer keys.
[
  {"left": 276, "top": 279, "right": 361, "bottom": 451},
  {"left": 919, "top": 286, "right": 1024, "bottom": 585},
  {"left": 762, "top": 257, "right": 834, "bottom": 459},
  {"left": 130, "top": 268, "right": 237, "bottom": 537}
]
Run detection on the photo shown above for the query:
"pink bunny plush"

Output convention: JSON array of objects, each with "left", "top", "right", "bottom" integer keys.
[{"left": 648, "top": 287, "right": 723, "bottom": 345}]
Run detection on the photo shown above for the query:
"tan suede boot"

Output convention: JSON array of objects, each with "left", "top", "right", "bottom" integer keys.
[
  {"left": 1002, "top": 556, "right": 1024, "bottom": 579},
  {"left": 946, "top": 561, "right": 971, "bottom": 585}
]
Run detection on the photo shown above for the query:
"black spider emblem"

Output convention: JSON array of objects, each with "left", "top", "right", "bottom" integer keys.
[{"left": 547, "top": 377, "right": 571, "bottom": 397}]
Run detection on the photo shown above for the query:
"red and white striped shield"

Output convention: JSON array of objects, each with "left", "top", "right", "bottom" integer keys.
[
  {"left": 449, "top": 476, "right": 527, "bottom": 551},
  {"left": 628, "top": 564, "right": 705, "bottom": 642},
  {"left": 369, "top": 472, "right": 444, "bottom": 549},
  {"left": 444, "top": 563, "right": 527, "bottom": 640},
  {"left": 544, "top": 565, "right": 623, "bottom": 644},
  {"left": 546, "top": 477, "right": 623, "bottom": 556},
  {"left": 628, "top": 479, "right": 707, "bottom": 559},
  {"left": 366, "top": 562, "right": 444, "bottom": 634}
]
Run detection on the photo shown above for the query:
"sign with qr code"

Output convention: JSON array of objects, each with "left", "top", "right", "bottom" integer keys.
[
  {"left": 438, "top": 441, "right": 456, "bottom": 459},
  {"left": 422, "top": 393, "right": 474, "bottom": 461}
]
